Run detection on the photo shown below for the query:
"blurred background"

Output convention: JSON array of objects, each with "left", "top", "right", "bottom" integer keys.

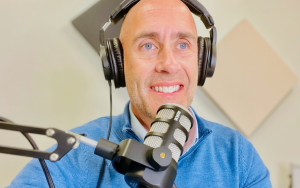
[{"left": 0, "top": 0, "right": 299, "bottom": 187}]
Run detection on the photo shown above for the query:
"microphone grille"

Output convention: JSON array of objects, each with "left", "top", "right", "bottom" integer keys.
[
  {"left": 179, "top": 115, "right": 192, "bottom": 132},
  {"left": 150, "top": 122, "right": 169, "bottom": 133},
  {"left": 174, "top": 129, "right": 186, "bottom": 146},
  {"left": 144, "top": 110, "right": 174, "bottom": 149},
  {"left": 168, "top": 143, "right": 181, "bottom": 162},
  {"left": 156, "top": 108, "right": 175, "bottom": 119},
  {"left": 144, "top": 103, "right": 193, "bottom": 162},
  {"left": 144, "top": 136, "right": 163, "bottom": 148}
]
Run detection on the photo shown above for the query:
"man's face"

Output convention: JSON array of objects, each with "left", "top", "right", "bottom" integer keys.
[{"left": 121, "top": 0, "right": 198, "bottom": 124}]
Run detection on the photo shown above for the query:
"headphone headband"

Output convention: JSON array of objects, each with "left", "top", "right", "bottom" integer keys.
[
  {"left": 181, "top": 0, "right": 214, "bottom": 28},
  {"left": 109, "top": 0, "right": 214, "bottom": 29},
  {"left": 100, "top": 0, "right": 216, "bottom": 48}
]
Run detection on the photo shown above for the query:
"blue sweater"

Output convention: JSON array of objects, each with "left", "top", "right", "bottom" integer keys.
[{"left": 8, "top": 102, "right": 272, "bottom": 187}]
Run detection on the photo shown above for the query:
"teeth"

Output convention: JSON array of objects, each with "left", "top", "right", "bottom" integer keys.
[
  {"left": 151, "top": 85, "right": 181, "bottom": 93},
  {"left": 163, "top": 86, "right": 168, "bottom": 93},
  {"left": 159, "top": 86, "right": 163, "bottom": 92},
  {"left": 169, "top": 86, "right": 174, "bottom": 93}
]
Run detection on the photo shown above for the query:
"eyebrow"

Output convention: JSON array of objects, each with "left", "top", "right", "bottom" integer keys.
[
  {"left": 174, "top": 32, "right": 197, "bottom": 40},
  {"left": 132, "top": 32, "right": 159, "bottom": 44},
  {"left": 132, "top": 31, "right": 197, "bottom": 44}
]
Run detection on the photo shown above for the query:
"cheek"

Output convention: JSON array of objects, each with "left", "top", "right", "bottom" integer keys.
[
  {"left": 124, "top": 48, "right": 137, "bottom": 78},
  {"left": 192, "top": 60, "right": 199, "bottom": 81},
  {"left": 124, "top": 48, "right": 154, "bottom": 79},
  {"left": 182, "top": 55, "right": 198, "bottom": 84},
  {"left": 191, "top": 53, "right": 199, "bottom": 77},
  {"left": 124, "top": 54, "right": 148, "bottom": 89}
]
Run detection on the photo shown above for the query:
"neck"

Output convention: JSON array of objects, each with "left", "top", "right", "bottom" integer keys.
[{"left": 131, "top": 103, "right": 152, "bottom": 131}]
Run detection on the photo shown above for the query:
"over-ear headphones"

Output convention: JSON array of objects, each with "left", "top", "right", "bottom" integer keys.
[{"left": 100, "top": 0, "right": 216, "bottom": 88}]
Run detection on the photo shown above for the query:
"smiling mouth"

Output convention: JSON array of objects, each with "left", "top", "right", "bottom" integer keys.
[{"left": 150, "top": 85, "right": 182, "bottom": 93}]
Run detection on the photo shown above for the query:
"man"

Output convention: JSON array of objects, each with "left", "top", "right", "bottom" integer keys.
[{"left": 8, "top": 0, "right": 272, "bottom": 187}]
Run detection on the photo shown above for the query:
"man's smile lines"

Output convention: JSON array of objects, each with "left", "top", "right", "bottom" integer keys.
[{"left": 150, "top": 85, "right": 181, "bottom": 93}]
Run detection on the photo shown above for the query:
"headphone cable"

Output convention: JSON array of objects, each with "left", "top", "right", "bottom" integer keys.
[
  {"left": 96, "top": 80, "right": 113, "bottom": 188},
  {"left": 21, "top": 132, "right": 55, "bottom": 188},
  {"left": 0, "top": 117, "right": 55, "bottom": 188}
]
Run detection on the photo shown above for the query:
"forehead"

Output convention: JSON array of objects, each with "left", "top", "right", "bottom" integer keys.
[{"left": 121, "top": 0, "right": 197, "bottom": 41}]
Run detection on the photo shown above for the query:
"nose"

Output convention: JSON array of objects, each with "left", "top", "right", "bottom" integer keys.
[{"left": 155, "top": 46, "right": 180, "bottom": 74}]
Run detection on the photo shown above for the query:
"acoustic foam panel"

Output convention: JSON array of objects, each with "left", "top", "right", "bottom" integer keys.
[
  {"left": 72, "top": 0, "right": 124, "bottom": 53},
  {"left": 203, "top": 20, "right": 297, "bottom": 137}
]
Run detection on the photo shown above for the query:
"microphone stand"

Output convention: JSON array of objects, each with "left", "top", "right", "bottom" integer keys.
[
  {"left": 0, "top": 122, "right": 177, "bottom": 188},
  {"left": 0, "top": 122, "right": 76, "bottom": 162}
]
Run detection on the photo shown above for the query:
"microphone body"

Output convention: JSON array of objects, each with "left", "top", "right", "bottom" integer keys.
[{"left": 123, "top": 103, "right": 194, "bottom": 188}]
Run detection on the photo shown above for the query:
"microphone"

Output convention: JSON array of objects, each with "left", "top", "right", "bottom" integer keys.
[{"left": 122, "top": 103, "right": 194, "bottom": 188}]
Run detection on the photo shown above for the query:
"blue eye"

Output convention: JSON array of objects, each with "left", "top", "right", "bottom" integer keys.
[
  {"left": 178, "top": 43, "right": 187, "bottom": 49},
  {"left": 143, "top": 43, "right": 153, "bottom": 50}
]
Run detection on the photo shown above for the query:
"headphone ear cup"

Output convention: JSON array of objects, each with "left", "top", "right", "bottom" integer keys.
[
  {"left": 198, "top": 37, "right": 211, "bottom": 86},
  {"left": 197, "top": 37, "right": 205, "bottom": 86},
  {"left": 100, "top": 43, "right": 112, "bottom": 81},
  {"left": 106, "top": 38, "right": 125, "bottom": 88}
]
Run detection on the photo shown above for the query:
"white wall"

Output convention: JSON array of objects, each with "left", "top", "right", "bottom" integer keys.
[{"left": 0, "top": 0, "right": 299, "bottom": 187}]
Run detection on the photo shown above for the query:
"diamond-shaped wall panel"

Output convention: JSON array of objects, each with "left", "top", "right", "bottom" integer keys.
[{"left": 203, "top": 20, "right": 297, "bottom": 137}]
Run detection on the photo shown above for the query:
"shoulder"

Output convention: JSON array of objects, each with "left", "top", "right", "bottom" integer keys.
[
  {"left": 69, "top": 112, "right": 127, "bottom": 141},
  {"left": 197, "top": 117, "right": 271, "bottom": 187},
  {"left": 198, "top": 117, "right": 245, "bottom": 147},
  {"left": 70, "top": 116, "right": 110, "bottom": 136},
  {"left": 202, "top": 118, "right": 239, "bottom": 136},
  {"left": 198, "top": 117, "right": 259, "bottom": 161}
]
